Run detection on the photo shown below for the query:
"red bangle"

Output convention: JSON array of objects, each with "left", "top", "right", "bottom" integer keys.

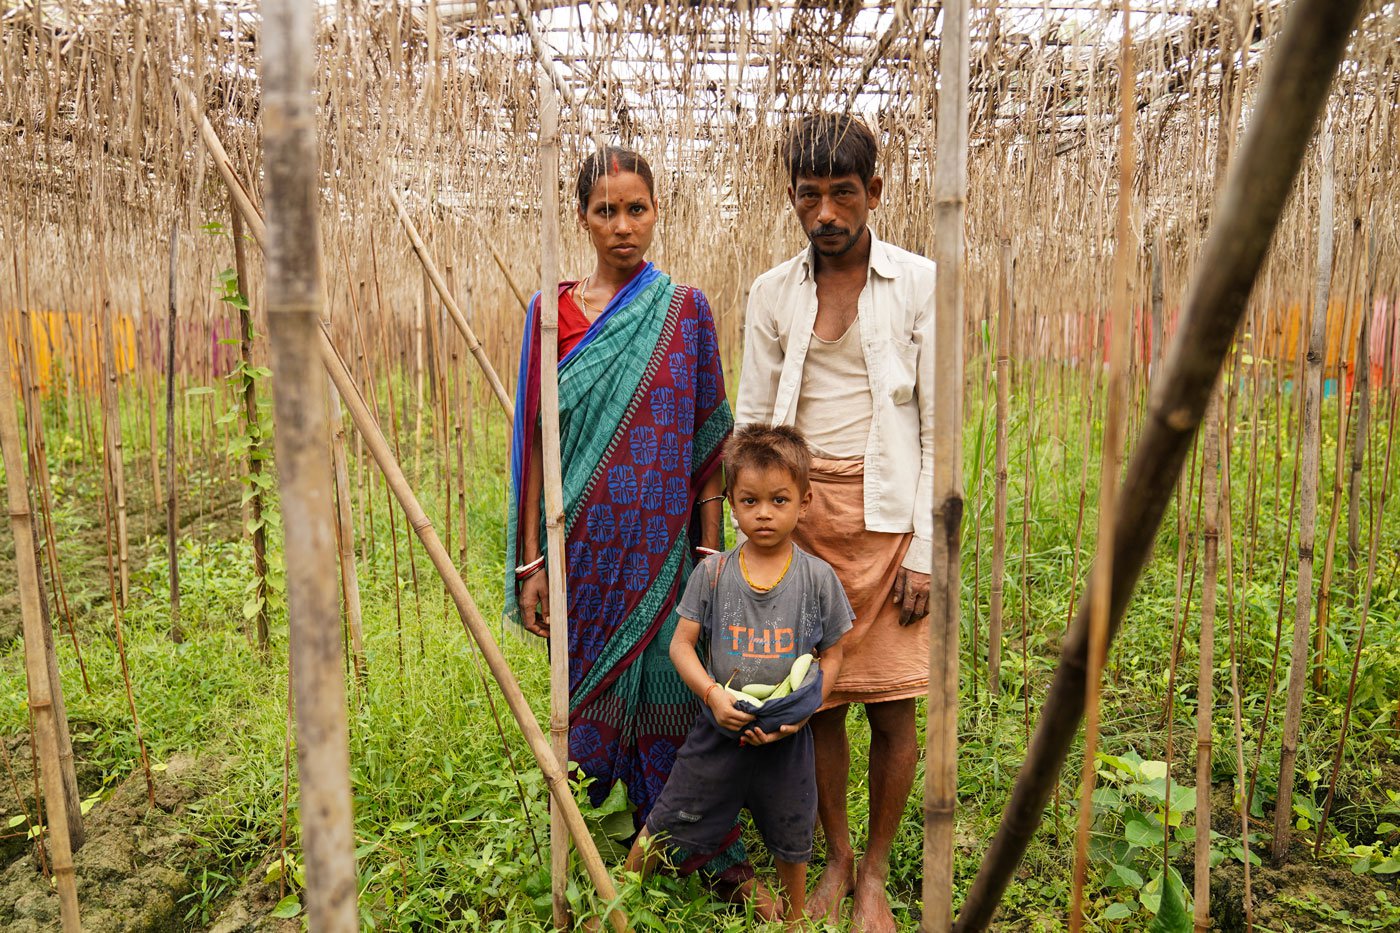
[{"left": 702, "top": 682, "right": 720, "bottom": 707}]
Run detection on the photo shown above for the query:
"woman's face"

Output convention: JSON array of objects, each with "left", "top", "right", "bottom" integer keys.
[{"left": 578, "top": 171, "right": 657, "bottom": 274}]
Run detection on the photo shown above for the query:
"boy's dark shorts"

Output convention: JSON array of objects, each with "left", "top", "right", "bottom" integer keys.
[{"left": 645, "top": 714, "right": 816, "bottom": 864}]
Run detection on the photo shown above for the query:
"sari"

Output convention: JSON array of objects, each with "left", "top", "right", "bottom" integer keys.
[{"left": 506, "top": 262, "right": 736, "bottom": 838}]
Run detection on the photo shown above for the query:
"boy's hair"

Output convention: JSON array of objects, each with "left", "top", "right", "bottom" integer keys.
[
  {"left": 723, "top": 424, "right": 811, "bottom": 493},
  {"left": 784, "top": 114, "right": 878, "bottom": 188}
]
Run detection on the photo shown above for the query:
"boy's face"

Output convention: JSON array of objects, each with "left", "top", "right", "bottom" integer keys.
[{"left": 729, "top": 464, "right": 811, "bottom": 547}]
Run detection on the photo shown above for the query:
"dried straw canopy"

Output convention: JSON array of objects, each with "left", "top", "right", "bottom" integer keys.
[{"left": 2, "top": 0, "right": 1398, "bottom": 375}]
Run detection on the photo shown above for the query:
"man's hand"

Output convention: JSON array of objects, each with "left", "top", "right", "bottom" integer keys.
[
  {"left": 741, "top": 719, "right": 809, "bottom": 746},
  {"left": 707, "top": 687, "right": 757, "bottom": 733},
  {"left": 519, "top": 572, "right": 550, "bottom": 637},
  {"left": 892, "top": 568, "right": 931, "bottom": 625}
]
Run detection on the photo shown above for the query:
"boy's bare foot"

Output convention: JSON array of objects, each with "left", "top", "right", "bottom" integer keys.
[
  {"left": 807, "top": 854, "right": 855, "bottom": 921},
  {"left": 728, "top": 874, "right": 784, "bottom": 918},
  {"left": 849, "top": 868, "right": 897, "bottom": 933}
]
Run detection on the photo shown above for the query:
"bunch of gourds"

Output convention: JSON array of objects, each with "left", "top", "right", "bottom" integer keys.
[{"left": 724, "top": 652, "right": 815, "bottom": 709}]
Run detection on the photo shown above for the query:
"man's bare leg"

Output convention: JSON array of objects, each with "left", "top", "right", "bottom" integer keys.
[
  {"left": 850, "top": 697, "right": 918, "bottom": 933},
  {"left": 774, "top": 859, "right": 808, "bottom": 930},
  {"left": 808, "top": 703, "right": 856, "bottom": 919}
]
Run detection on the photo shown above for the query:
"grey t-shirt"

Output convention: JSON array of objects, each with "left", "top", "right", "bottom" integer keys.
[{"left": 677, "top": 545, "right": 854, "bottom": 690}]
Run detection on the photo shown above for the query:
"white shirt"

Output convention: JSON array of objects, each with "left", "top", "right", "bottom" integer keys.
[{"left": 736, "top": 231, "right": 936, "bottom": 573}]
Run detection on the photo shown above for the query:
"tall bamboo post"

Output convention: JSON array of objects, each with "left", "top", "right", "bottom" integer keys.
[
  {"left": 922, "top": 0, "right": 968, "bottom": 927},
  {"left": 1150, "top": 234, "right": 1165, "bottom": 382},
  {"left": 100, "top": 304, "right": 131, "bottom": 607},
  {"left": 1193, "top": 393, "right": 1220, "bottom": 932},
  {"left": 0, "top": 329, "right": 81, "bottom": 932},
  {"left": 989, "top": 240, "right": 1010, "bottom": 691},
  {"left": 1274, "top": 116, "right": 1332, "bottom": 863},
  {"left": 259, "top": 2, "right": 358, "bottom": 928},
  {"left": 1347, "top": 230, "right": 1375, "bottom": 575},
  {"left": 1071, "top": 8, "right": 1135, "bottom": 928},
  {"left": 951, "top": 2, "right": 1364, "bottom": 926},
  {"left": 166, "top": 223, "right": 183, "bottom": 642},
  {"left": 535, "top": 75, "right": 572, "bottom": 932}
]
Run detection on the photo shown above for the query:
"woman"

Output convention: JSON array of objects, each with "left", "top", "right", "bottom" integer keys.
[{"left": 505, "top": 147, "right": 757, "bottom": 894}]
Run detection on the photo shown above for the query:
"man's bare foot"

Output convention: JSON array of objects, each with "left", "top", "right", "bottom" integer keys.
[
  {"left": 807, "top": 855, "right": 856, "bottom": 921},
  {"left": 849, "top": 869, "right": 897, "bottom": 933}
]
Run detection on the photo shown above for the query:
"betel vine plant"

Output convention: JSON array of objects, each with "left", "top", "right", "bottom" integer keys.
[
  {"left": 1085, "top": 749, "right": 1259, "bottom": 929},
  {"left": 204, "top": 219, "right": 284, "bottom": 644}
]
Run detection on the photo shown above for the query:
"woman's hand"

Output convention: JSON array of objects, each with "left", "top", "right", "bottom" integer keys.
[
  {"left": 519, "top": 572, "right": 551, "bottom": 637},
  {"left": 706, "top": 687, "right": 756, "bottom": 733}
]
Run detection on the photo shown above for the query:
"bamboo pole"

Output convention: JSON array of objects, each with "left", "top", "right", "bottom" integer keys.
[
  {"left": 1347, "top": 229, "right": 1376, "bottom": 576},
  {"left": 166, "top": 222, "right": 183, "bottom": 643},
  {"left": 952, "top": 2, "right": 1365, "bottom": 925},
  {"left": 387, "top": 189, "right": 514, "bottom": 419},
  {"left": 989, "top": 240, "right": 1010, "bottom": 692},
  {"left": 1219, "top": 409, "right": 1255, "bottom": 930},
  {"left": 99, "top": 304, "right": 131, "bottom": 608},
  {"left": 259, "top": 2, "right": 358, "bottom": 928},
  {"left": 1274, "top": 116, "right": 1333, "bottom": 864},
  {"left": 1192, "top": 393, "right": 1219, "bottom": 933},
  {"left": 0, "top": 329, "right": 81, "bottom": 933},
  {"left": 922, "top": 0, "right": 968, "bottom": 927},
  {"left": 1070, "top": 9, "right": 1135, "bottom": 927},
  {"left": 536, "top": 75, "right": 572, "bottom": 932}
]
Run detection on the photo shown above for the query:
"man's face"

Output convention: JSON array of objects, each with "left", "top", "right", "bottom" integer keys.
[{"left": 789, "top": 172, "right": 883, "bottom": 258}]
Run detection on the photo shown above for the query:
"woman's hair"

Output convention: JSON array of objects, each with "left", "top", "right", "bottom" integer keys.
[
  {"left": 723, "top": 424, "right": 812, "bottom": 493},
  {"left": 575, "top": 147, "right": 655, "bottom": 212},
  {"left": 784, "top": 114, "right": 878, "bottom": 187}
]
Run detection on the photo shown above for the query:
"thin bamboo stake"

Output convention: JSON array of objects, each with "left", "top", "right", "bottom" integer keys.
[
  {"left": 1192, "top": 393, "right": 1219, "bottom": 933},
  {"left": 100, "top": 304, "right": 130, "bottom": 607},
  {"left": 260, "top": 2, "right": 358, "bottom": 927},
  {"left": 0, "top": 326, "right": 80, "bottom": 931},
  {"left": 1274, "top": 116, "right": 1333, "bottom": 864},
  {"left": 1347, "top": 229, "right": 1376, "bottom": 576},
  {"left": 1071, "top": 8, "right": 1135, "bottom": 929},
  {"left": 922, "top": 0, "right": 968, "bottom": 927},
  {"left": 952, "top": 2, "right": 1365, "bottom": 925},
  {"left": 536, "top": 75, "right": 572, "bottom": 932},
  {"left": 989, "top": 240, "right": 1010, "bottom": 692},
  {"left": 387, "top": 189, "right": 514, "bottom": 419},
  {"left": 1219, "top": 409, "right": 1255, "bottom": 931},
  {"left": 166, "top": 222, "right": 183, "bottom": 643}
]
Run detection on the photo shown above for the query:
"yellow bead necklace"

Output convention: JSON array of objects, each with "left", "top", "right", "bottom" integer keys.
[{"left": 740, "top": 543, "right": 792, "bottom": 592}]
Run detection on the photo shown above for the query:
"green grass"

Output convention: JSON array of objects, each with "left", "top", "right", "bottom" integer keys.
[{"left": 1, "top": 365, "right": 1397, "bottom": 930}]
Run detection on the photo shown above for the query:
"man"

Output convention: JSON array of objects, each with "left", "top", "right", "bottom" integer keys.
[{"left": 735, "top": 114, "right": 934, "bottom": 933}]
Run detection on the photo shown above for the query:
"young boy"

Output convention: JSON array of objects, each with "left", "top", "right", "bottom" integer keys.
[{"left": 624, "top": 424, "right": 853, "bottom": 926}]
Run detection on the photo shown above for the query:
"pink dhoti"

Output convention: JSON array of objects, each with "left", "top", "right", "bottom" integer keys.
[{"left": 792, "top": 457, "right": 929, "bottom": 708}]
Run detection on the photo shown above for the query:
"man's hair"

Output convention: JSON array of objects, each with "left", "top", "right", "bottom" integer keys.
[
  {"left": 576, "top": 146, "right": 655, "bottom": 212},
  {"left": 784, "top": 114, "right": 878, "bottom": 187},
  {"left": 723, "top": 424, "right": 812, "bottom": 493}
]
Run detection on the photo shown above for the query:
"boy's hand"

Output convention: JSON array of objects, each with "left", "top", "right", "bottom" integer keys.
[
  {"left": 706, "top": 688, "right": 756, "bottom": 732},
  {"left": 740, "top": 718, "right": 810, "bottom": 746}
]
